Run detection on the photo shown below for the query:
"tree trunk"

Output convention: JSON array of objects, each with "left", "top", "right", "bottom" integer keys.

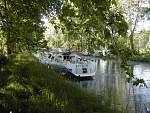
[
  {"left": 129, "top": 33, "right": 134, "bottom": 52},
  {"left": 4, "top": 0, "right": 12, "bottom": 54},
  {"left": 80, "top": 35, "right": 83, "bottom": 51},
  {"left": 129, "top": 15, "right": 138, "bottom": 52},
  {"left": 128, "top": 0, "right": 140, "bottom": 53}
]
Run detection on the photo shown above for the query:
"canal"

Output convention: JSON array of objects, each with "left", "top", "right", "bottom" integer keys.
[{"left": 76, "top": 58, "right": 150, "bottom": 113}]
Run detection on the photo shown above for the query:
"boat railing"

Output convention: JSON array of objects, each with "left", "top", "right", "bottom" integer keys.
[
  {"left": 51, "top": 57, "right": 92, "bottom": 68},
  {"left": 40, "top": 53, "right": 97, "bottom": 76}
]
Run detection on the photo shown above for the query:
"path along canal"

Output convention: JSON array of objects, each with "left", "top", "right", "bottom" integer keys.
[{"left": 76, "top": 58, "right": 150, "bottom": 113}]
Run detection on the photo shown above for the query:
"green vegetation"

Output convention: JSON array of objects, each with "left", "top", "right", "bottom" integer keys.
[
  {"left": 0, "top": 0, "right": 149, "bottom": 112},
  {"left": 131, "top": 53, "right": 150, "bottom": 62},
  {"left": 1, "top": 0, "right": 149, "bottom": 86},
  {"left": 0, "top": 53, "right": 119, "bottom": 113}
]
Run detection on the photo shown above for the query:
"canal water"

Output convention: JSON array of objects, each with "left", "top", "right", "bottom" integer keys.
[{"left": 76, "top": 58, "right": 150, "bottom": 113}]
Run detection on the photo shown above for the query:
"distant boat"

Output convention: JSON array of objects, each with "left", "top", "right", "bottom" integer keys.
[
  {"left": 51, "top": 48, "right": 68, "bottom": 52},
  {"left": 39, "top": 49, "right": 97, "bottom": 77},
  {"left": 102, "top": 49, "right": 113, "bottom": 57},
  {"left": 93, "top": 49, "right": 113, "bottom": 57},
  {"left": 93, "top": 50, "right": 103, "bottom": 57},
  {"left": 81, "top": 50, "right": 91, "bottom": 56}
]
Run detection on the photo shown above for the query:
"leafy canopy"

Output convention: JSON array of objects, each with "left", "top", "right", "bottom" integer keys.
[{"left": 0, "top": 0, "right": 62, "bottom": 54}]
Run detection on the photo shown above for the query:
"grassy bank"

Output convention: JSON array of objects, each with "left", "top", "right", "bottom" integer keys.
[
  {"left": 131, "top": 53, "right": 150, "bottom": 63},
  {"left": 0, "top": 53, "right": 119, "bottom": 113}
]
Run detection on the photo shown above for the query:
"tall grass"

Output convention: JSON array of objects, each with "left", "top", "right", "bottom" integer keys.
[{"left": 0, "top": 53, "right": 119, "bottom": 113}]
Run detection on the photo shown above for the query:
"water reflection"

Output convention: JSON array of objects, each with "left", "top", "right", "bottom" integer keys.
[{"left": 76, "top": 59, "right": 150, "bottom": 113}]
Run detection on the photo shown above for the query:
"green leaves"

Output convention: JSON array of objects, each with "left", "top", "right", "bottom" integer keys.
[
  {"left": 133, "top": 79, "right": 148, "bottom": 88},
  {"left": 49, "top": 0, "right": 129, "bottom": 51},
  {"left": 1, "top": 0, "right": 59, "bottom": 54}
]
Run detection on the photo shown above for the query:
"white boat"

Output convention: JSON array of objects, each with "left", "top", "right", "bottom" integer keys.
[
  {"left": 82, "top": 50, "right": 90, "bottom": 56},
  {"left": 93, "top": 50, "right": 102, "bottom": 57},
  {"left": 39, "top": 51, "right": 97, "bottom": 77},
  {"left": 93, "top": 49, "right": 113, "bottom": 57}
]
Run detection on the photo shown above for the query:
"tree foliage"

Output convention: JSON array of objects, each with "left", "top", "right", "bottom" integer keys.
[
  {"left": 48, "top": 0, "right": 148, "bottom": 87},
  {"left": 116, "top": 0, "right": 150, "bottom": 52},
  {"left": 0, "top": 0, "right": 63, "bottom": 54},
  {"left": 134, "top": 30, "right": 150, "bottom": 53},
  {"left": 50, "top": 0, "right": 128, "bottom": 51}
]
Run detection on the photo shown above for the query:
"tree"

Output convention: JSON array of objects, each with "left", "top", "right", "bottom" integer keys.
[
  {"left": 0, "top": 0, "right": 62, "bottom": 54},
  {"left": 134, "top": 30, "right": 150, "bottom": 53},
  {"left": 48, "top": 0, "right": 148, "bottom": 87},
  {"left": 116, "top": 0, "right": 150, "bottom": 53},
  {"left": 50, "top": 0, "right": 128, "bottom": 52}
]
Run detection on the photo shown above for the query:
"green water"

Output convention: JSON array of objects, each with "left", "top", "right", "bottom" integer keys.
[{"left": 77, "top": 58, "right": 150, "bottom": 113}]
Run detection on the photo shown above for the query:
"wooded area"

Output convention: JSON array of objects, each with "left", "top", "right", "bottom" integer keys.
[
  {"left": 0, "top": 0, "right": 150, "bottom": 112},
  {"left": 0, "top": 0, "right": 149, "bottom": 88},
  {"left": 1, "top": 0, "right": 150, "bottom": 55}
]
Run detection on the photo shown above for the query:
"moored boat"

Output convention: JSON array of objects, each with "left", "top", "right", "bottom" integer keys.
[
  {"left": 82, "top": 50, "right": 91, "bottom": 56},
  {"left": 39, "top": 50, "right": 97, "bottom": 77}
]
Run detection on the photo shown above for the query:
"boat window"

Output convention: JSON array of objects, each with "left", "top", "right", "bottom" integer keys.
[
  {"left": 58, "top": 56, "right": 62, "bottom": 58},
  {"left": 70, "top": 56, "right": 75, "bottom": 59},
  {"left": 63, "top": 55, "right": 69, "bottom": 60},
  {"left": 51, "top": 56, "right": 55, "bottom": 59},
  {"left": 48, "top": 54, "right": 51, "bottom": 58}
]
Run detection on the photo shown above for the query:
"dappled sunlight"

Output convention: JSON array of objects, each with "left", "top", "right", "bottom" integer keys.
[
  {"left": 41, "top": 88, "right": 68, "bottom": 109},
  {"left": 6, "top": 82, "right": 25, "bottom": 91},
  {"left": 30, "top": 88, "right": 69, "bottom": 112}
]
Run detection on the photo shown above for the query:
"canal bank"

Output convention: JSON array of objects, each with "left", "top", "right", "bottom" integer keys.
[{"left": 0, "top": 53, "right": 119, "bottom": 113}]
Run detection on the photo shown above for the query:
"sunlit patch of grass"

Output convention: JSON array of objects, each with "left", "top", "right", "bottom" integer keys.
[
  {"left": 7, "top": 82, "right": 25, "bottom": 91},
  {"left": 40, "top": 88, "right": 68, "bottom": 109}
]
